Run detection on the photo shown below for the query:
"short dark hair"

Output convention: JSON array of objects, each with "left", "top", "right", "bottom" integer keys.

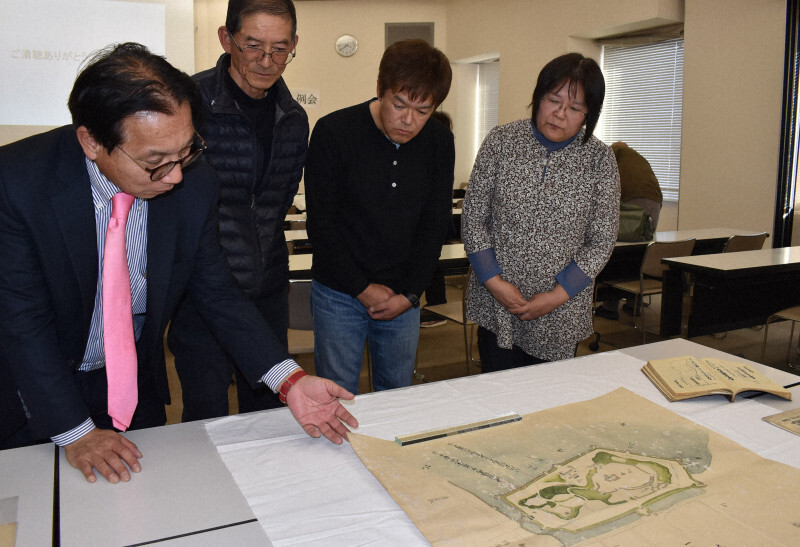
[
  {"left": 226, "top": 0, "right": 297, "bottom": 37},
  {"left": 530, "top": 53, "right": 605, "bottom": 144},
  {"left": 377, "top": 39, "right": 452, "bottom": 107},
  {"left": 68, "top": 42, "right": 201, "bottom": 151}
]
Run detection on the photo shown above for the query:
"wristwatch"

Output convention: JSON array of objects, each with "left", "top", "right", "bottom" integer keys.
[{"left": 402, "top": 291, "right": 420, "bottom": 308}]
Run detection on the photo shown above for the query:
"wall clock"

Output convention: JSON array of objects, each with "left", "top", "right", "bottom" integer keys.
[{"left": 335, "top": 34, "right": 358, "bottom": 57}]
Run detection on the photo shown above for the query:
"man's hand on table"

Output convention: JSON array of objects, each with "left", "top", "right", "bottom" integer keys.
[
  {"left": 65, "top": 428, "right": 142, "bottom": 484},
  {"left": 286, "top": 375, "right": 358, "bottom": 444}
]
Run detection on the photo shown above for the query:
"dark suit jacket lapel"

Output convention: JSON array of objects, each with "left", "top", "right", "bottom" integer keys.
[
  {"left": 144, "top": 192, "right": 178, "bottom": 341},
  {"left": 49, "top": 132, "right": 98, "bottom": 324}
]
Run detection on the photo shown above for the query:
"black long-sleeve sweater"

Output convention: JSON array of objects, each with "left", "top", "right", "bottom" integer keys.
[{"left": 305, "top": 99, "right": 455, "bottom": 298}]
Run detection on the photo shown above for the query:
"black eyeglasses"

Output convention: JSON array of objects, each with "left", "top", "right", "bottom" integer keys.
[
  {"left": 228, "top": 31, "right": 296, "bottom": 65},
  {"left": 117, "top": 134, "right": 207, "bottom": 181}
]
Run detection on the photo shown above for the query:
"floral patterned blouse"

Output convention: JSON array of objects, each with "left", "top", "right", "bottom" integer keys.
[{"left": 462, "top": 119, "right": 620, "bottom": 361}]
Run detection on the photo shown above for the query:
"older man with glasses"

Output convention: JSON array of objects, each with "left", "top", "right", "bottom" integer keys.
[{"left": 168, "top": 0, "right": 309, "bottom": 421}]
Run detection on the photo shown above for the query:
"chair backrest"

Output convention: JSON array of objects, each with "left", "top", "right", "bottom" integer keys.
[
  {"left": 640, "top": 239, "right": 696, "bottom": 279},
  {"left": 288, "top": 280, "right": 313, "bottom": 331},
  {"left": 723, "top": 232, "right": 768, "bottom": 253}
]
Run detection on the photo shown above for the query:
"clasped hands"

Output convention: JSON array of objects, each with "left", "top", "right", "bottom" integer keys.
[
  {"left": 357, "top": 283, "right": 410, "bottom": 320},
  {"left": 66, "top": 375, "right": 359, "bottom": 484},
  {"left": 484, "top": 275, "right": 569, "bottom": 320}
]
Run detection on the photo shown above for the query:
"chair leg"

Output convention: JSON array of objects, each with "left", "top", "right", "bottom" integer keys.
[
  {"left": 638, "top": 294, "right": 646, "bottom": 344},
  {"left": 413, "top": 342, "right": 426, "bottom": 382},
  {"left": 364, "top": 343, "right": 373, "bottom": 393},
  {"left": 785, "top": 321, "right": 797, "bottom": 366},
  {"left": 589, "top": 331, "right": 600, "bottom": 351},
  {"left": 466, "top": 323, "right": 480, "bottom": 371},
  {"left": 462, "top": 321, "right": 471, "bottom": 374},
  {"left": 761, "top": 318, "right": 773, "bottom": 363}
]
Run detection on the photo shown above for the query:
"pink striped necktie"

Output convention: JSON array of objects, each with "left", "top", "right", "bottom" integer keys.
[{"left": 103, "top": 192, "right": 138, "bottom": 431}]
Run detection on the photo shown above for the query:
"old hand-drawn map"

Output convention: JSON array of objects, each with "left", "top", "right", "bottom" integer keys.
[{"left": 350, "top": 388, "right": 800, "bottom": 546}]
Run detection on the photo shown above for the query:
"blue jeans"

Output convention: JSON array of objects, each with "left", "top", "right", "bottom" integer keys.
[{"left": 311, "top": 281, "right": 419, "bottom": 394}]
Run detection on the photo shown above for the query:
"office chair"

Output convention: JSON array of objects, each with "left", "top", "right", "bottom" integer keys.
[
  {"left": 723, "top": 232, "right": 768, "bottom": 253},
  {"left": 761, "top": 305, "right": 800, "bottom": 368},
  {"left": 594, "top": 238, "right": 696, "bottom": 345},
  {"left": 420, "top": 267, "right": 480, "bottom": 374}
]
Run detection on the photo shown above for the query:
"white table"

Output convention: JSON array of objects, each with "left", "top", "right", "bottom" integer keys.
[
  {"left": 284, "top": 213, "right": 306, "bottom": 223},
  {"left": 206, "top": 339, "right": 800, "bottom": 545},
  {"left": 0, "top": 443, "right": 54, "bottom": 546},
  {"left": 57, "top": 422, "right": 268, "bottom": 546},
  {"left": 5, "top": 340, "right": 799, "bottom": 545},
  {"left": 283, "top": 229, "right": 308, "bottom": 242},
  {"left": 289, "top": 242, "right": 468, "bottom": 279}
]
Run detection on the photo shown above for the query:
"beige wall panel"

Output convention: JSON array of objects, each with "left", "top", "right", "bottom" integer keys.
[{"left": 679, "top": 0, "right": 785, "bottom": 233}]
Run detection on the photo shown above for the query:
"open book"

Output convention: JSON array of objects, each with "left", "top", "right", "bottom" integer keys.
[{"left": 642, "top": 355, "right": 792, "bottom": 403}]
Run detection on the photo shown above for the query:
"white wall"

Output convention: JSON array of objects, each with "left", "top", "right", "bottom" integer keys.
[{"left": 0, "top": 0, "right": 195, "bottom": 146}]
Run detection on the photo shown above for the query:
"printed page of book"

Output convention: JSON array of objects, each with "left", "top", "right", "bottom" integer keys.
[
  {"left": 704, "top": 358, "right": 791, "bottom": 400},
  {"left": 643, "top": 356, "right": 730, "bottom": 400}
]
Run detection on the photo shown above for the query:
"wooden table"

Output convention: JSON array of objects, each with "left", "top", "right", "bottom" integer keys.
[{"left": 660, "top": 246, "right": 800, "bottom": 337}]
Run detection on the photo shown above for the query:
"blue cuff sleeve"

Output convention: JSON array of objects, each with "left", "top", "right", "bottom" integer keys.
[
  {"left": 555, "top": 260, "right": 591, "bottom": 298},
  {"left": 51, "top": 418, "right": 96, "bottom": 446},
  {"left": 262, "top": 359, "right": 302, "bottom": 393},
  {"left": 468, "top": 248, "right": 503, "bottom": 283}
]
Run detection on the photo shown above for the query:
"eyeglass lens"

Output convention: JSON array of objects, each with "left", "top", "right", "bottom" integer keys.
[
  {"left": 229, "top": 32, "right": 293, "bottom": 65},
  {"left": 149, "top": 146, "right": 204, "bottom": 181},
  {"left": 241, "top": 48, "right": 293, "bottom": 65}
]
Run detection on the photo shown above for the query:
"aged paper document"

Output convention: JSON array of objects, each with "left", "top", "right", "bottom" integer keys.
[
  {"left": 642, "top": 355, "right": 792, "bottom": 402},
  {"left": 764, "top": 407, "right": 800, "bottom": 436},
  {"left": 350, "top": 388, "right": 800, "bottom": 546}
]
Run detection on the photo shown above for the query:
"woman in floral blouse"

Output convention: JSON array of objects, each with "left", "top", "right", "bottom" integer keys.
[{"left": 462, "top": 53, "right": 620, "bottom": 372}]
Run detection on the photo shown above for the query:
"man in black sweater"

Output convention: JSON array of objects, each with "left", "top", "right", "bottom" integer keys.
[{"left": 304, "top": 39, "right": 455, "bottom": 394}]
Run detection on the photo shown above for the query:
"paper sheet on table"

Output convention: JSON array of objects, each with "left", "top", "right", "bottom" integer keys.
[
  {"left": 351, "top": 388, "right": 800, "bottom": 546},
  {"left": 763, "top": 406, "right": 800, "bottom": 436}
]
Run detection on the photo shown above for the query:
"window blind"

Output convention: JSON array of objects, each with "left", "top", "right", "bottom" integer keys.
[
  {"left": 475, "top": 61, "right": 499, "bottom": 159},
  {"left": 597, "top": 38, "right": 684, "bottom": 202}
]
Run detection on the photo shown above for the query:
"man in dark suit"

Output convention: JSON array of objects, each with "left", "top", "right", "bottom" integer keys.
[{"left": 0, "top": 42, "right": 357, "bottom": 484}]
